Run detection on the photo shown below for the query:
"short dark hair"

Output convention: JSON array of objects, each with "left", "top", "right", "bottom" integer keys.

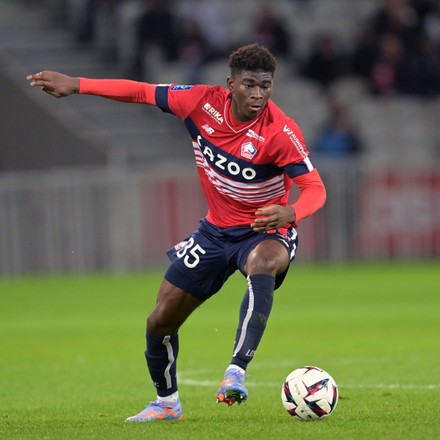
[{"left": 228, "top": 43, "right": 277, "bottom": 76}]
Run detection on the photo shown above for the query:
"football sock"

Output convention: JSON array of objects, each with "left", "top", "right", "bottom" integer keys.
[
  {"left": 231, "top": 274, "right": 275, "bottom": 370},
  {"left": 145, "top": 332, "right": 179, "bottom": 397},
  {"left": 157, "top": 391, "right": 179, "bottom": 403},
  {"left": 226, "top": 364, "right": 245, "bottom": 375}
]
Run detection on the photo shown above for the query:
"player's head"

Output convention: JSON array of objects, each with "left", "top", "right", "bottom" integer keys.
[
  {"left": 227, "top": 43, "right": 276, "bottom": 122},
  {"left": 228, "top": 43, "right": 277, "bottom": 76}
]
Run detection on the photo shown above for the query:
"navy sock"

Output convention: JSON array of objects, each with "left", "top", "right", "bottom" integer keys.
[
  {"left": 231, "top": 274, "right": 275, "bottom": 370},
  {"left": 145, "top": 332, "right": 179, "bottom": 397}
]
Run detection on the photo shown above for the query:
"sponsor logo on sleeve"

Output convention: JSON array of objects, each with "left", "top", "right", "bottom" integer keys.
[
  {"left": 171, "top": 85, "right": 193, "bottom": 91},
  {"left": 283, "top": 124, "right": 307, "bottom": 157}
]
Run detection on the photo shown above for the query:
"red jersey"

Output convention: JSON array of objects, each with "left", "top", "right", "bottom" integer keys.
[
  {"left": 79, "top": 79, "right": 326, "bottom": 228},
  {"left": 155, "top": 84, "right": 315, "bottom": 227}
]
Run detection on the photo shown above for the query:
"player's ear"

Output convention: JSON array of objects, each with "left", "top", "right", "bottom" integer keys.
[{"left": 226, "top": 76, "right": 234, "bottom": 92}]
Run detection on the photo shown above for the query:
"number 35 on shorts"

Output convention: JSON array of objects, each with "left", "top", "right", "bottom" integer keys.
[{"left": 175, "top": 237, "right": 206, "bottom": 268}]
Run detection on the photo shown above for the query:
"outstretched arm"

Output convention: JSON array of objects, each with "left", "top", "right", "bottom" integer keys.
[
  {"left": 27, "top": 70, "right": 155, "bottom": 104},
  {"left": 27, "top": 71, "right": 79, "bottom": 98}
]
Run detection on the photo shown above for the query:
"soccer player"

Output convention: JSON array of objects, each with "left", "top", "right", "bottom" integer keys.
[{"left": 27, "top": 43, "right": 326, "bottom": 422}]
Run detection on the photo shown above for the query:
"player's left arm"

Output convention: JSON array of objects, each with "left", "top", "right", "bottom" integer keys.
[
  {"left": 290, "top": 168, "right": 326, "bottom": 224},
  {"left": 251, "top": 169, "right": 326, "bottom": 231}
]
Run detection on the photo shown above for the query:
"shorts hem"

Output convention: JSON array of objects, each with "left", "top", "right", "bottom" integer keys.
[{"left": 164, "top": 264, "right": 208, "bottom": 301}]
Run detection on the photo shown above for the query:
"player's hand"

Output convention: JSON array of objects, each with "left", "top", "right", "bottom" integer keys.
[
  {"left": 26, "top": 70, "right": 79, "bottom": 98},
  {"left": 251, "top": 204, "right": 296, "bottom": 232}
]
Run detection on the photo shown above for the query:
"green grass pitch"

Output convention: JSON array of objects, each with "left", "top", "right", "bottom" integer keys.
[{"left": 1, "top": 261, "right": 439, "bottom": 440}]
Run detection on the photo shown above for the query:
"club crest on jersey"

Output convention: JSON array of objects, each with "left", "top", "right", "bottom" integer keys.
[
  {"left": 171, "top": 85, "right": 193, "bottom": 91},
  {"left": 240, "top": 141, "right": 257, "bottom": 160}
]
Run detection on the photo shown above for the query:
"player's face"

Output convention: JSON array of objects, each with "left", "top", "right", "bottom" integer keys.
[{"left": 227, "top": 70, "right": 273, "bottom": 122}]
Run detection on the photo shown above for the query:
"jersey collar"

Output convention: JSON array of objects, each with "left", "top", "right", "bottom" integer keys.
[{"left": 224, "top": 95, "right": 265, "bottom": 134}]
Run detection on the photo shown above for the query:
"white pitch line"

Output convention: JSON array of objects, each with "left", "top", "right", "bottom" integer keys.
[
  {"left": 177, "top": 377, "right": 440, "bottom": 390},
  {"left": 342, "top": 383, "right": 440, "bottom": 390}
]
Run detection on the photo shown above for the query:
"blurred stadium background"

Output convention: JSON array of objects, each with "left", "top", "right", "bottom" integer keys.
[{"left": 0, "top": 0, "right": 439, "bottom": 275}]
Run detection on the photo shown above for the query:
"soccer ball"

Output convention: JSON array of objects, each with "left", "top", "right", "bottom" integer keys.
[{"left": 281, "top": 366, "right": 338, "bottom": 420}]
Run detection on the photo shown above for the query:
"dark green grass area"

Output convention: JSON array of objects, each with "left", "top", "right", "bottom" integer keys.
[{"left": 1, "top": 261, "right": 439, "bottom": 439}]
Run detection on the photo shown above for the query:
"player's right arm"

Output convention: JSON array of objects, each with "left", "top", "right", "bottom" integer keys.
[
  {"left": 27, "top": 71, "right": 80, "bottom": 98},
  {"left": 27, "top": 71, "right": 209, "bottom": 120},
  {"left": 27, "top": 70, "right": 156, "bottom": 104}
]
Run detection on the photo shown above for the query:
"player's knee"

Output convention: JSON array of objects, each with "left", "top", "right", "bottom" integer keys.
[
  {"left": 246, "top": 245, "right": 288, "bottom": 276},
  {"left": 147, "top": 311, "right": 177, "bottom": 335},
  {"left": 250, "top": 256, "right": 280, "bottom": 275}
]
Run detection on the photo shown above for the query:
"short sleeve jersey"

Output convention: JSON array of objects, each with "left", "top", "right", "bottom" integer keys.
[{"left": 154, "top": 84, "right": 315, "bottom": 228}]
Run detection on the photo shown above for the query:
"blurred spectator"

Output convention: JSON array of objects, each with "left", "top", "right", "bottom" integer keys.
[
  {"left": 369, "top": 0, "right": 421, "bottom": 52},
  {"left": 251, "top": 4, "right": 293, "bottom": 60},
  {"left": 349, "top": 0, "right": 440, "bottom": 97},
  {"left": 349, "top": 0, "right": 418, "bottom": 82},
  {"left": 301, "top": 33, "right": 348, "bottom": 89},
  {"left": 72, "top": 0, "right": 99, "bottom": 43},
  {"left": 177, "top": 19, "right": 209, "bottom": 84},
  {"left": 412, "top": 0, "right": 438, "bottom": 31},
  {"left": 113, "top": 0, "right": 145, "bottom": 76},
  {"left": 70, "top": 0, "right": 121, "bottom": 45},
  {"left": 423, "top": 3, "right": 440, "bottom": 44},
  {"left": 311, "top": 93, "right": 362, "bottom": 259},
  {"left": 312, "top": 96, "right": 362, "bottom": 158},
  {"left": 129, "top": 0, "right": 179, "bottom": 80},
  {"left": 369, "top": 33, "right": 405, "bottom": 95},
  {"left": 400, "top": 36, "right": 440, "bottom": 97},
  {"left": 177, "top": 0, "right": 228, "bottom": 60},
  {"left": 350, "top": 25, "right": 379, "bottom": 79}
]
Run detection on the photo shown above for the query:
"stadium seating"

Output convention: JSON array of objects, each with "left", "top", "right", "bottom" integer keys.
[{"left": 0, "top": 0, "right": 438, "bottom": 169}]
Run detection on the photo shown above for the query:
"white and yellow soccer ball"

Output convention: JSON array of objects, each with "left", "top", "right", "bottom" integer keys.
[{"left": 281, "top": 366, "right": 338, "bottom": 420}]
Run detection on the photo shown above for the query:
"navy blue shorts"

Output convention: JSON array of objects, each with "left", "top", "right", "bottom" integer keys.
[{"left": 164, "top": 218, "right": 298, "bottom": 301}]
